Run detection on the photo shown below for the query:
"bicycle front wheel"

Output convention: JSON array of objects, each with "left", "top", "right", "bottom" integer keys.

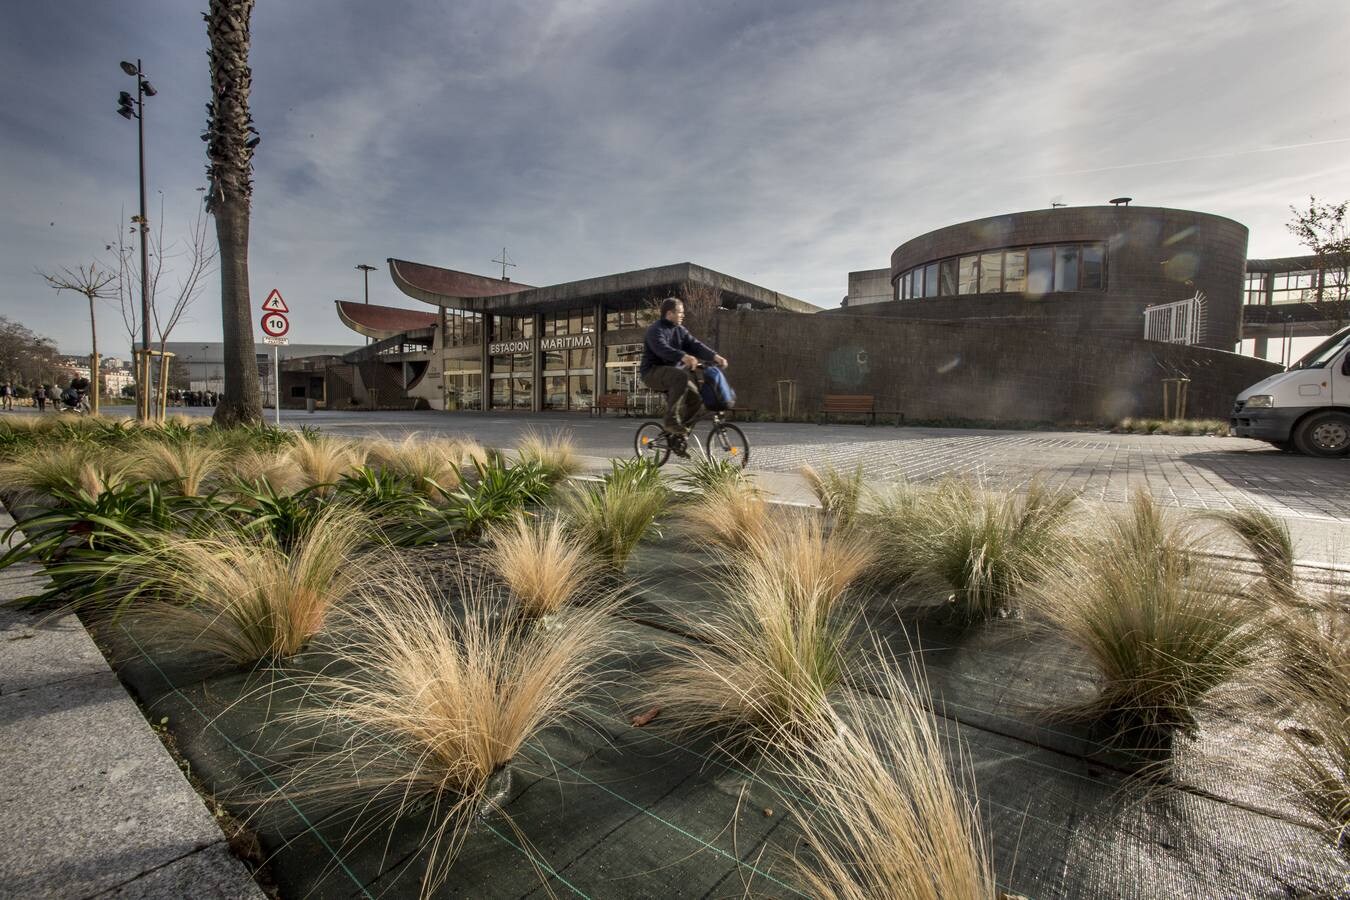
[
  {"left": 705, "top": 422, "right": 750, "bottom": 468},
  {"left": 634, "top": 421, "right": 671, "bottom": 466}
]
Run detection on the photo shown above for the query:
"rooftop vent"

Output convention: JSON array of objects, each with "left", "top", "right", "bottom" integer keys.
[{"left": 1109, "top": 197, "right": 1132, "bottom": 206}]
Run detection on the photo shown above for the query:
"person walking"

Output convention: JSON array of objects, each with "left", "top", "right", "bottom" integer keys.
[
  {"left": 1, "top": 382, "right": 13, "bottom": 411},
  {"left": 638, "top": 298, "right": 728, "bottom": 454},
  {"left": 34, "top": 385, "right": 47, "bottom": 412}
]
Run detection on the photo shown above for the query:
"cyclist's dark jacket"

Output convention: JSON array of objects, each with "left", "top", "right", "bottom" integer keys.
[{"left": 639, "top": 318, "right": 717, "bottom": 377}]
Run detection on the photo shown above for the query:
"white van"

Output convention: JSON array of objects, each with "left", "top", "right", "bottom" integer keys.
[{"left": 1232, "top": 325, "right": 1350, "bottom": 457}]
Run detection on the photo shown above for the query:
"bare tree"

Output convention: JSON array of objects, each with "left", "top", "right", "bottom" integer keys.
[
  {"left": 38, "top": 264, "right": 116, "bottom": 413},
  {"left": 681, "top": 281, "right": 723, "bottom": 342},
  {"left": 107, "top": 198, "right": 217, "bottom": 416},
  {"left": 1287, "top": 196, "right": 1350, "bottom": 328},
  {"left": 205, "top": 0, "right": 262, "bottom": 426}
]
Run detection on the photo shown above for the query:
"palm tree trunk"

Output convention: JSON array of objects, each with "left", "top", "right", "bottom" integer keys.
[
  {"left": 87, "top": 295, "right": 100, "bottom": 415},
  {"left": 206, "top": 0, "right": 262, "bottom": 427},
  {"left": 212, "top": 196, "right": 260, "bottom": 425}
]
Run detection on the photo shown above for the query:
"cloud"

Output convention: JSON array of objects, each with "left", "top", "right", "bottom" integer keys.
[{"left": 2, "top": 0, "right": 1348, "bottom": 356}]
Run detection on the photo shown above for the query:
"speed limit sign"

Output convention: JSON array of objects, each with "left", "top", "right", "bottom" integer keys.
[{"left": 261, "top": 311, "right": 290, "bottom": 337}]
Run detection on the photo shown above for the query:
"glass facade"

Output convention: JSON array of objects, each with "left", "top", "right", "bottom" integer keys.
[
  {"left": 895, "top": 242, "right": 1107, "bottom": 299},
  {"left": 443, "top": 309, "right": 482, "bottom": 348},
  {"left": 1245, "top": 272, "right": 1267, "bottom": 304},
  {"left": 542, "top": 309, "right": 597, "bottom": 411}
]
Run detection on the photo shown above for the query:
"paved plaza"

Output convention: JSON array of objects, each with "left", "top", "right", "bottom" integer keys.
[{"left": 220, "top": 408, "right": 1348, "bottom": 518}]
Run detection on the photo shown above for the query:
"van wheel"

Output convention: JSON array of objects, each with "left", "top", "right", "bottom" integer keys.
[{"left": 1293, "top": 411, "right": 1350, "bottom": 457}]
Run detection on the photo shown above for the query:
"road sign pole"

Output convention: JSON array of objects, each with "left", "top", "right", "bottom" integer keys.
[{"left": 274, "top": 344, "right": 280, "bottom": 427}]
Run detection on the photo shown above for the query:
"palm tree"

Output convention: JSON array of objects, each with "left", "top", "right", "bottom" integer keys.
[
  {"left": 204, "top": 0, "right": 262, "bottom": 426},
  {"left": 40, "top": 263, "right": 115, "bottom": 415}
]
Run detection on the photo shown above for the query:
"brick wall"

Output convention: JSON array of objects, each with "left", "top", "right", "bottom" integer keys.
[{"left": 716, "top": 308, "right": 1279, "bottom": 423}]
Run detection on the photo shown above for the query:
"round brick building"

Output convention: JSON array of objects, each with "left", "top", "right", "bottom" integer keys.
[{"left": 884, "top": 205, "right": 1248, "bottom": 351}]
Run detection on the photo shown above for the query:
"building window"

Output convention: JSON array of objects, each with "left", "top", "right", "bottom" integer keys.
[
  {"left": 1244, "top": 272, "right": 1267, "bottom": 304},
  {"left": 1054, "top": 246, "right": 1079, "bottom": 292},
  {"left": 1004, "top": 250, "right": 1027, "bottom": 294},
  {"left": 939, "top": 259, "right": 958, "bottom": 296},
  {"left": 1080, "top": 245, "right": 1105, "bottom": 290},
  {"left": 1027, "top": 247, "right": 1054, "bottom": 294},
  {"left": 898, "top": 273, "right": 910, "bottom": 300},
  {"left": 1272, "top": 270, "right": 1318, "bottom": 304},
  {"left": 921, "top": 263, "right": 937, "bottom": 298},
  {"left": 979, "top": 251, "right": 1003, "bottom": 293},
  {"left": 958, "top": 256, "right": 979, "bottom": 295}
]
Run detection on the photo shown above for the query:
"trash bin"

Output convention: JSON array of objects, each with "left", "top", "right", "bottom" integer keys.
[{"left": 306, "top": 397, "right": 316, "bottom": 413}]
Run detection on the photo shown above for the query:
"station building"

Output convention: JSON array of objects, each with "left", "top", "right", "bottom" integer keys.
[
  {"left": 313, "top": 260, "right": 816, "bottom": 413},
  {"left": 296, "top": 203, "right": 1309, "bottom": 423}
]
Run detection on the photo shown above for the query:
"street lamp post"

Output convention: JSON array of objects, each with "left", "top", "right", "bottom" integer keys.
[
  {"left": 118, "top": 60, "right": 155, "bottom": 421},
  {"left": 356, "top": 264, "right": 376, "bottom": 346}
]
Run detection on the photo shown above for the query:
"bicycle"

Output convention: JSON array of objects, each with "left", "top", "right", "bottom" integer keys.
[{"left": 634, "top": 408, "right": 750, "bottom": 468}]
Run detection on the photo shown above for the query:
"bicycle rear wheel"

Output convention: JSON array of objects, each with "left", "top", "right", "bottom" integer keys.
[
  {"left": 705, "top": 421, "right": 750, "bottom": 468},
  {"left": 634, "top": 421, "right": 671, "bottom": 466}
]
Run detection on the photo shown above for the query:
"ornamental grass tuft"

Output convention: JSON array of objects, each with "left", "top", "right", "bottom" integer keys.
[
  {"left": 775, "top": 657, "right": 996, "bottom": 900},
  {"left": 562, "top": 459, "right": 668, "bottom": 570},
  {"left": 132, "top": 504, "right": 370, "bottom": 664},
  {"left": 366, "top": 435, "right": 467, "bottom": 496},
  {"left": 1272, "top": 604, "right": 1349, "bottom": 852},
  {"left": 1029, "top": 491, "right": 1265, "bottom": 743},
  {"left": 279, "top": 571, "right": 615, "bottom": 897},
  {"left": 0, "top": 443, "right": 126, "bottom": 503},
  {"left": 649, "top": 514, "right": 872, "bottom": 747},
  {"left": 514, "top": 429, "right": 581, "bottom": 484},
  {"left": 871, "top": 478, "right": 1076, "bottom": 620},
  {"left": 682, "top": 478, "right": 772, "bottom": 553},
  {"left": 126, "top": 440, "right": 224, "bottom": 497},
  {"left": 286, "top": 433, "right": 366, "bottom": 495},
  {"left": 485, "top": 513, "right": 602, "bottom": 619},
  {"left": 1204, "top": 506, "right": 1296, "bottom": 599},
  {"left": 800, "top": 463, "right": 865, "bottom": 531}
]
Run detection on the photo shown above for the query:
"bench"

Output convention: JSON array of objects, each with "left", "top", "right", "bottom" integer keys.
[
  {"left": 592, "top": 392, "right": 631, "bottom": 417},
  {"left": 819, "top": 394, "right": 901, "bottom": 426}
]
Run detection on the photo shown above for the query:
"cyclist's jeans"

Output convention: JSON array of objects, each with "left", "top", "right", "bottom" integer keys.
[{"left": 642, "top": 366, "right": 701, "bottom": 434}]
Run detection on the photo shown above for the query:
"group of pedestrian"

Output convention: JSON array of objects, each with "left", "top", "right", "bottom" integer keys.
[
  {"left": 167, "top": 389, "right": 219, "bottom": 407},
  {"left": 0, "top": 378, "right": 92, "bottom": 414}
]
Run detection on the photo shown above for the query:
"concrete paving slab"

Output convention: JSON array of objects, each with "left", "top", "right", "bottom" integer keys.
[{"left": 0, "top": 505, "right": 263, "bottom": 900}]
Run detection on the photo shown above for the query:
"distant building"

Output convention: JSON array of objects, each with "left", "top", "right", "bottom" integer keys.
[{"left": 137, "top": 341, "right": 362, "bottom": 397}]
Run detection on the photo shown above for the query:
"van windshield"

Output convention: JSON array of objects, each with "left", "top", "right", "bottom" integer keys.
[{"left": 1290, "top": 326, "right": 1350, "bottom": 370}]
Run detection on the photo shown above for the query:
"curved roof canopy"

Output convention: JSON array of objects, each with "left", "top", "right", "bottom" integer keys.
[{"left": 335, "top": 300, "right": 438, "bottom": 340}]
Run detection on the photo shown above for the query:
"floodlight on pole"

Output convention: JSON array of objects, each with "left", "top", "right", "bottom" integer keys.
[{"left": 117, "top": 58, "right": 153, "bottom": 421}]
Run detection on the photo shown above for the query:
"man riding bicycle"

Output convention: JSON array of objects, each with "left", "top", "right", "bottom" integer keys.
[{"left": 639, "top": 297, "right": 728, "bottom": 456}]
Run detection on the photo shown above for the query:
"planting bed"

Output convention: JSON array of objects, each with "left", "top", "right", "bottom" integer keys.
[{"left": 83, "top": 538, "right": 1347, "bottom": 899}]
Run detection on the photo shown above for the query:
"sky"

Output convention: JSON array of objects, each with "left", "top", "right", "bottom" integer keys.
[{"left": 2, "top": 0, "right": 1348, "bottom": 359}]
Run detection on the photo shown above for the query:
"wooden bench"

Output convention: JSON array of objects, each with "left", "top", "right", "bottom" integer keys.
[
  {"left": 819, "top": 394, "right": 902, "bottom": 426},
  {"left": 592, "top": 392, "right": 631, "bottom": 417}
]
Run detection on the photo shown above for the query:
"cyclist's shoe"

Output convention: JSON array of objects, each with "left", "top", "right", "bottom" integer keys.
[{"left": 669, "top": 434, "right": 690, "bottom": 459}]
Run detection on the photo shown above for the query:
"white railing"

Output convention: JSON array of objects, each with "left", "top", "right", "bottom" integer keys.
[{"left": 1143, "top": 292, "right": 1206, "bottom": 345}]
